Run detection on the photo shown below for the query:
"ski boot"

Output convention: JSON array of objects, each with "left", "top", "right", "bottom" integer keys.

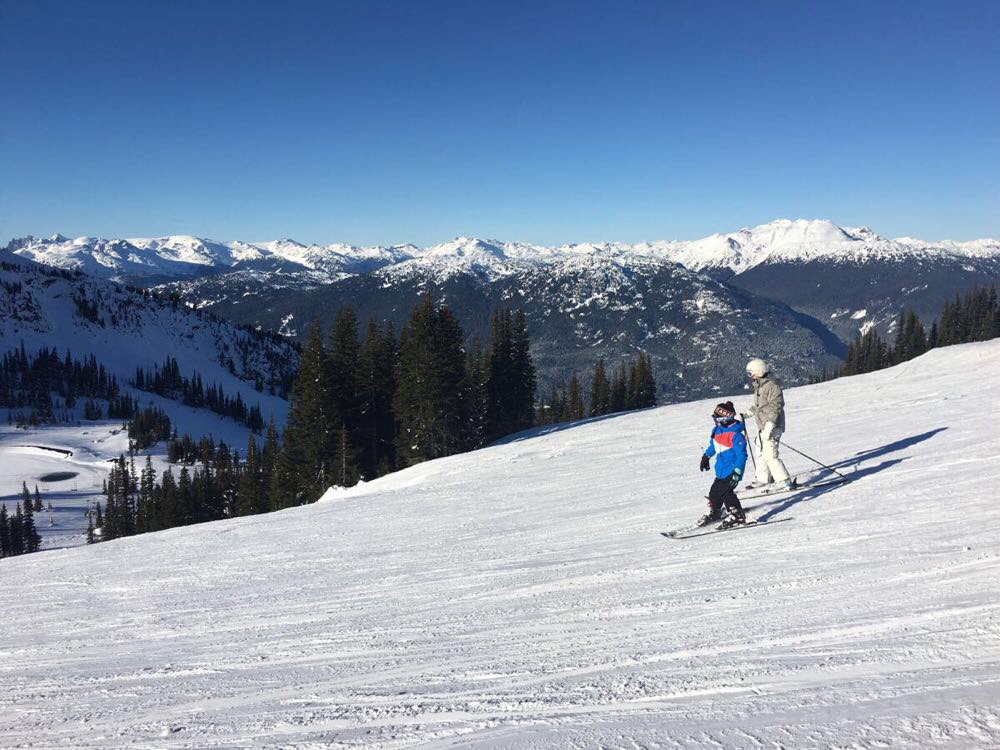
[
  {"left": 718, "top": 511, "right": 747, "bottom": 529},
  {"left": 696, "top": 512, "right": 721, "bottom": 528}
]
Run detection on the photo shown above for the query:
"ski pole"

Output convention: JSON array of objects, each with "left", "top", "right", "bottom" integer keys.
[
  {"left": 739, "top": 413, "right": 758, "bottom": 473},
  {"left": 781, "top": 442, "right": 847, "bottom": 479}
]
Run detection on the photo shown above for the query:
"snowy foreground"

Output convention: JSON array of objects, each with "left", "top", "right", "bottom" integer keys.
[{"left": 3, "top": 343, "right": 1000, "bottom": 748}]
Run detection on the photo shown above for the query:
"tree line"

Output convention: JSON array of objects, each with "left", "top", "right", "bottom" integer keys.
[
  {"left": 0, "top": 344, "right": 267, "bottom": 438},
  {"left": 0, "top": 345, "right": 122, "bottom": 426},
  {"left": 536, "top": 353, "right": 657, "bottom": 424},
  {"left": 0, "top": 483, "right": 43, "bottom": 558},
  {"left": 816, "top": 284, "right": 1000, "bottom": 380},
  {"left": 133, "top": 357, "right": 265, "bottom": 432},
  {"left": 84, "top": 296, "right": 539, "bottom": 543},
  {"left": 272, "top": 297, "right": 538, "bottom": 506}
]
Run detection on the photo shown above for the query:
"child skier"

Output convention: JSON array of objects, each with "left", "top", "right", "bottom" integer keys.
[{"left": 698, "top": 401, "right": 748, "bottom": 528}]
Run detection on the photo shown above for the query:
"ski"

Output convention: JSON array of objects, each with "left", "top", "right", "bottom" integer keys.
[
  {"left": 661, "top": 516, "right": 793, "bottom": 540},
  {"left": 736, "top": 475, "right": 849, "bottom": 501}
]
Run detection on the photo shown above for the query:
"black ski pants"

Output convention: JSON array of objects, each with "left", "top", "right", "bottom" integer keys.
[{"left": 707, "top": 476, "right": 744, "bottom": 518}]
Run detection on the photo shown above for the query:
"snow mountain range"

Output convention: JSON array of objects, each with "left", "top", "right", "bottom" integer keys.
[
  {"left": 7, "top": 220, "right": 999, "bottom": 399},
  {"left": 10, "top": 219, "right": 999, "bottom": 286}
]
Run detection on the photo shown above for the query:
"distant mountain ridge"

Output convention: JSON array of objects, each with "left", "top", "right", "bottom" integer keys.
[
  {"left": 7, "top": 220, "right": 999, "bottom": 402},
  {"left": 8, "top": 219, "right": 999, "bottom": 285}
]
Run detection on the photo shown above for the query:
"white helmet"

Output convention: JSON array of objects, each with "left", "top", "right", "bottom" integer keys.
[{"left": 746, "top": 358, "right": 769, "bottom": 378}]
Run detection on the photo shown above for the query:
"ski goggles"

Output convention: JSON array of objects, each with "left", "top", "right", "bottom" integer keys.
[{"left": 713, "top": 415, "right": 736, "bottom": 424}]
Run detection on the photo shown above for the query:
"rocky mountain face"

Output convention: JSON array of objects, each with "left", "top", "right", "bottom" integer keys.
[
  {"left": 8, "top": 220, "right": 997, "bottom": 402},
  {"left": 183, "top": 249, "right": 845, "bottom": 402}
]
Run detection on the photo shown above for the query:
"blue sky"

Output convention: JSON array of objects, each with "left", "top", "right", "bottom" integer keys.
[{"left": 1, "top": 0, "right": 997, "bottom": 246}]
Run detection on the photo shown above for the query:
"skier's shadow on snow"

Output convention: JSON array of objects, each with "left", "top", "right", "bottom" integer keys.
[
  {"left": 825, "top": 427, "right": 948, "bottom": 472},
  {"left": 749, "top": 427, "right": 947, "bottom": 521}
]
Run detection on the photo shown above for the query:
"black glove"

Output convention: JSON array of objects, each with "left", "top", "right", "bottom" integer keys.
[
  {"left": 700, "top": 454, "right": 710, "bottom": 472},
  {"left": 727, "top": 469, "right": 743, "bottom": 489}
]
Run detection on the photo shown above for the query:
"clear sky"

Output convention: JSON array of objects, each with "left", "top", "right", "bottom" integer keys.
[{"left": 1, "top": 0, "right": 998, "bottom": 246}]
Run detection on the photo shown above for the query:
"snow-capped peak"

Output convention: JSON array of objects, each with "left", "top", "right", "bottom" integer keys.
[{"left": 7, "top": 220, "right": 999, "bottom": 283}]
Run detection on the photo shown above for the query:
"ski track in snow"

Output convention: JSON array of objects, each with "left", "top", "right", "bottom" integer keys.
[{"left": 2, "top": 342, "right": 1000, "bottom": 748}]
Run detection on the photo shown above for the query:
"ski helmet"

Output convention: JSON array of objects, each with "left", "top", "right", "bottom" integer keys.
[
  {"left": 712, "top": 401, "right": 736, "bottom": 420},
  {"left": 746, "top": 358, "right": 768, "bottom": 378}
]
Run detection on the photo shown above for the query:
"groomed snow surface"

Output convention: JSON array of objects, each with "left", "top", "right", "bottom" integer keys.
[{"left": 3, "top": 341, "right": 1000, "bottom": 748}]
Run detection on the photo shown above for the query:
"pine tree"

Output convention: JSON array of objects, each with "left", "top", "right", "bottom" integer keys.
[
  {"left": 326, "top": 307, "right": 360, "bottom": 478},
  {"left": 633, "top": 352, "right": 657, "bottom": 408},
  {"left": 905, "top": 310, "right": 927, "bottom": 360},
  {"left": 510, "top": 310, "right": 536, "bottom": 433},
  {"left": 159, "top": 468, "right": 179, "bottom": 529},
  {"left": 609, "top": 361, "right": 627, "bottom": 413},
  {"left": 481, "top": 307, "right": 536, "bottom": 442},
  {"left": 464, "top": 337, "right": 489, "bottom": 448},
  {"left": 10, "top": 503, "right": 24, "bottom": 555},
  {"left": 394, "top": 295, "right": 470, "bottom": 465},
  {"left": 139, "top": 455, "right": 158, "bottom": 532},
  {"left": 892, "top": 309, "right": 907, "bottom": 364},
  {"left": 589, "top": 358, "right": 610, "bottom": 417},
  {"left": 0, "top": 504, "right": 9, "bottom": 557},
  {"left": 20, "top": 483, "right": 41, "bottom": 553},
  {"left": 33, "top": 484, "right": 42, "bottom": 513},
  {"left": 277, "top": 320, "right": 330, "bottom": 506},
  {"left": 567, "top": 373, "right": 585, "bottom": 420},
  {"left": 237, "top": 433, "right": 263, "bottom": 515}
]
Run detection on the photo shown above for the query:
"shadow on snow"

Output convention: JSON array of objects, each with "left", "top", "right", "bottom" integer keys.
[{"left": 749, "top": 427, "right": 948, "bottom": 522}]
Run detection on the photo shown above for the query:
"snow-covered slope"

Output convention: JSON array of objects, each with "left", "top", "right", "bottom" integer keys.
[
  {"left": 3, "top": 341, "right": 999, "bottom": 748},
  {"left": 0, "top": 255, "right": 296, "bottom": 433}
]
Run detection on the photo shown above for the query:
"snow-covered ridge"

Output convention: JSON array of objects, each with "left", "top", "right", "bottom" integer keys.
[
  {"left": 0, "top": 255, "right": 296, "bottom": 431},
  {"left": 9, "top": 219, "right": 999, "bottom": 283}
]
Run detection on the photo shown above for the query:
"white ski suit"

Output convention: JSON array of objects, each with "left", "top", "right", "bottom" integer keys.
[{"left": 746, "top": 374, "right": 791, "bottom": 484}]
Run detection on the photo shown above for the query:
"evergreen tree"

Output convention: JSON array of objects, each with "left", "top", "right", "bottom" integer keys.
[
  {"left": 356, "top": 321, "right": 398, "bottom": 477},
  {"left": 609, "top": 361, "right": 627, "bottom": 413},
  {"left": 394, "top": 295, "right": 470, "bottom": 465},
  {"left": 632, "top": 352, "right": 657, "bottom": 408},
  {"left": 567, "top": 373, "right": 585, "bottom": 420},
  {"left": 483, "top": 308, "right": 536, "bottom": 441},
  {"left": 19, "top": 483, "right": 41, "bottom": 553},
  {"left": 261, "top": 419, "right": 282, "bottom": 512},
  {"left": 159, "top": 468, "right": 179, "bottom": 529},
  {"left": 237, "top": 433, "right": 263, "bottom": 515},
  {"left": 510, "top": 309, "right": 536, "bottom": 432},
  {"left": 276, "top": 320, "right": 330, "bottom": 506},
  {"left": 33, "top": 484, "right": 42, "bottom": 513},
  {"left": 137, "top": 455, "right": 156, "bottom": 533},
  {"left": 464, "top": 337, "right": 489, "bottom": 448},
  {"left": 10, "top": 503, "right": 24, "bottom": 556},
  {"left": 589, "top": 358, "right": 610, "bottom": 416},
  {"left": 0, "top": 504, "right": 9, "bottom": 557}
]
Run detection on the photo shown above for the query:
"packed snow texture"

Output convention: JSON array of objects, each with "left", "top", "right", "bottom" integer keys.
[
  {"left": 9, "top": 219, "right": 1000, "bottom": 284},
  {"left": 2, "top": 341, "right": 1000, "bottom": 747}
]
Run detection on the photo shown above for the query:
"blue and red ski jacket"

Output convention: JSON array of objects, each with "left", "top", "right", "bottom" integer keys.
[{"left": 704, "top": 421, "right": 748, "bottom": 479}]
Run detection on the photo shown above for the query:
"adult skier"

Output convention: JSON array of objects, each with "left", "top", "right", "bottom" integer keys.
[
  {"left": 697, "top": 401, "right": 748, "bottom": 527},
  {"left": 743, "top": 357, "right": 793, "bottom": 491}
]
